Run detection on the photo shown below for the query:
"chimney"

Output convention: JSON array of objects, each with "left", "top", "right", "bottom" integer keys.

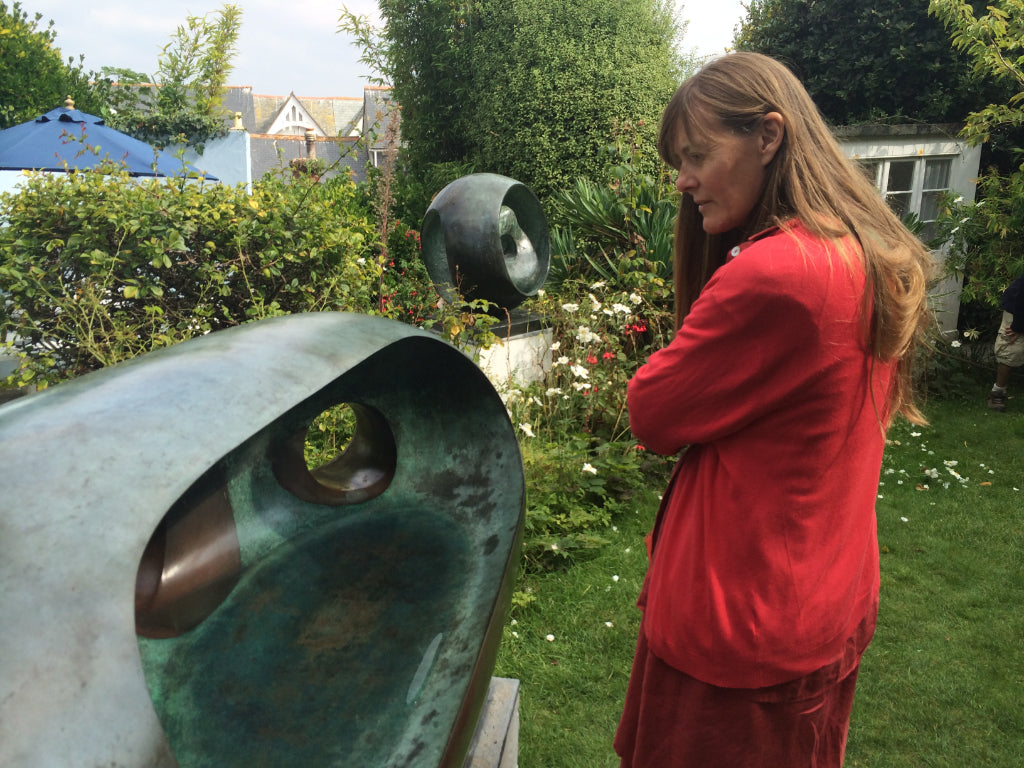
[{"left": 304, "top": 129, "right": 316, "bottom": 160}]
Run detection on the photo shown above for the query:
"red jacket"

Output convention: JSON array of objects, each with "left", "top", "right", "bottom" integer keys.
[{"left": 628, "top": 222, "right": 892, "bottom": 688}]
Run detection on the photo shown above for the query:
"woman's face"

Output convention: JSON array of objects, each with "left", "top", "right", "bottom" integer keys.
[{"left": 672, "top": 112, "right": 784, "bottom": 235}]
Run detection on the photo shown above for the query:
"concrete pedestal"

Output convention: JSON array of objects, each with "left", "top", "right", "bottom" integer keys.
[{"left": 463, "top": 678, "right": 520, "bottom": 768}]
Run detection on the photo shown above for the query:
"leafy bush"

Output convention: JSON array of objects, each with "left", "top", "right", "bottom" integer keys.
[
  {"left": 549, "top": 121, "right": 679, "bottom": 288},
  {"left": 938, "top": 171, "right": 1024, "bottom": 310},
  {"left": 0, "top": 166, "right": 381, "bottom": 385},
  {"left": 518, "top": 435, "right": 656, "bottom": 568}
]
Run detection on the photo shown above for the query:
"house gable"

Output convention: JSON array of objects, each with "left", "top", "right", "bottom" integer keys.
[{"left": 265, "top": 94, "right": 329, "bottom": 137}]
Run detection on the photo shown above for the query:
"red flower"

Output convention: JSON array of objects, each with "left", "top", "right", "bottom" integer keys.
[
  {"left": 587, "top": 355, "right": 598, "bottom": 365},
  {"left": 603, "top": 351, "right": 615, "bottom": 360}
]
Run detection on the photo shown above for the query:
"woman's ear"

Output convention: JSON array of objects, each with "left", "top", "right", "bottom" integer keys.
[{"left": 759, "top": 112, "right": 785, "bottom": 165}]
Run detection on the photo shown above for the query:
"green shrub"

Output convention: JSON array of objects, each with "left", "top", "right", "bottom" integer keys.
[
  {"left": 938, "top": 170, "right": 1024, "bottom": 310},
  {"left": 0, "top": 165, "right": 381, "bottom": 386},
  {"left": 549, "top": 122, "right": 679, "bottom": 288}
]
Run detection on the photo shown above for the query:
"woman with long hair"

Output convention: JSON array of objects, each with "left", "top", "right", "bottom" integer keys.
[{"left": 615, "top": 52, "right": 934, "bottom": 767}]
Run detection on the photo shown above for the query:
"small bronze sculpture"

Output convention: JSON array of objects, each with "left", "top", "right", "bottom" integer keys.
[{"left": 422, "top": 173, "right": 550, "bottom": 311}]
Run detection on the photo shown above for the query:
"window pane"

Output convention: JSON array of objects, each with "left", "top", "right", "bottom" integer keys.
[
  {"left": 859, "top": 160, "right": 881, "bottom": 189},
  {"left": 886, "top": 192, "right": 911, "bottom": 218},
  {"left": 923, "top": 158, "right": 951, "bottom": 190},
  {"left": 920, "top": 190, "right": 943, "bottom": 222},
  {"left": 886, "top": 161, "right": 915, "bottom": 193}
]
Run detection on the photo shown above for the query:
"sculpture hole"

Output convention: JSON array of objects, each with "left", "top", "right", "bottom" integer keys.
[
  {"left": 273, "top": 402, "right": 397, "bottom": 506},
  {"left": 305, "top": 402, "right": 357, "bottom": 468},
  {"left": 499, "top": 205, "right": 538, "bottom": 284},
  {"left": 135, "top": 476, "right": 242, "bottom": 639}
]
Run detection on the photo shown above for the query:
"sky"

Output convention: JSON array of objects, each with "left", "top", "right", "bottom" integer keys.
[{"left": 27, "top": 0, "right": 747, "bottom": 98}]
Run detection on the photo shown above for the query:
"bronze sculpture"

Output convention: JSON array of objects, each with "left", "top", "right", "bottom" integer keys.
[{"left": 0, "top": 312, "right": 524, "bottom": 767}]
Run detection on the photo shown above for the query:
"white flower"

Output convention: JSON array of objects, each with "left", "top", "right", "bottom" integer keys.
[
  {"left": 612, "top": 303, "right": 631, "bottom": 314},
  {"left": 545, "top": 387, "right": 563, "bottom": 396},
  {"left": 519, "top": 423, "right": 534, "bottom": 438},
  {"left": 582, "top": 463, "right": 597, "bottom": 475},
  {"left": 545, "top": 634, "right": 555, "bottom": 642},
  {"left": 629, "top": 292, "right": 642, "bottom": 305},
  {"left": 570, "top": 364, "right": 589, "bottom": 379},
  {"left": 561, "top": 302, "right": 580, "bottom": 312},
  {"left": 901, "top": 516, "right": 909, "bottom": 522},
  {"left": 604, "top": 621, "right": 614, "bottom": 628},
  {"left": 572, "top": 381, "right": 591, "bottom": 392},
  {"left": 589, "top": 280, "right": 606, "bottom": 289},
  {"left": 555, "top": 355, "right": 570, "bottom": 366},
  {"left": 537, "top": 289, "right": 545, "bottom": 298},
  {"left": 576, "top": 325, "right": 600, "bottom": 343},
  {"left": 550, "top": 543, "right": 559, "bottom": 551},
  {"left": 589, "top": 293, "right": 602, "bottom": 311},
  {"left": 550, "top": 341, "right": 560, "bottom": 351},
  {"left": 950, "top": 340, "right": 962, "bottom": 348},
  {"left": 603, "top": 308, "right": 614, "bottom": 316},
  {"left": 356, "top": 257, "right": 366, "bottom": 265},
  {"left": 612, "top": 574, "right": 619, "bottom": 582}
]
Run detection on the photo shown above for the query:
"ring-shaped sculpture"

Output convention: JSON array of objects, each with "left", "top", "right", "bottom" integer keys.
[
  {"left": 0, "top": 312, "right": 524, "bottom": 767},
  {"left": 421, "top": 173, "right": 550, "bottom": 311}
]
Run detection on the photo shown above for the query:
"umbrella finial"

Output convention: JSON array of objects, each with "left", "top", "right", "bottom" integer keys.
[{"left": 64, "top": 96, "right": 75, "bottom": 109}]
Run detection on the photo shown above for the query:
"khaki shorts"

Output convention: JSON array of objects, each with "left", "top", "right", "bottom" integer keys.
[{"left": 994, "top": 311, "right": 1024, "bottom": 367}]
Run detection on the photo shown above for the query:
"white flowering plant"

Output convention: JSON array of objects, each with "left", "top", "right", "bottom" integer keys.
[{"left": 498, "top": 274, "right": 674, "bottom": 567}]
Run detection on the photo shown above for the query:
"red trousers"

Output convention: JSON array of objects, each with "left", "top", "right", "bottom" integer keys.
[{"left": 614, "top": 625, "right": 864, "bottom": 768}]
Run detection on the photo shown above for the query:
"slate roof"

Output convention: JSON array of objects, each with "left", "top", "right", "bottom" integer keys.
[{"left": 220, "top": 85, "right": 397, "bottom": 183}]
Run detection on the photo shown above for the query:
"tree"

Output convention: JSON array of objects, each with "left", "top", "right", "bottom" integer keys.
[
  {"left": 470, "top": 0, "right": 682, "bottom": 201},
  {"left": 104, "top": 4, "right": 242, "bottom": 148},
  {"left": 734, "top": 0, "right": 1010, "bottom": 126},
  {"left": 342, "top": 0, "right": 685, "bottom": 204},
  {"left": 930, "top": 1, "right": 1024, "bottom": 314},
  {"left": 929, "top": 0, "right": 1024, "bottom": 145},
  {"left": 0, "top": 1, "right": 110, "bottom": 128}
]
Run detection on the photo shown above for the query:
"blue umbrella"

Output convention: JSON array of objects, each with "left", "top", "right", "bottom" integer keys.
[{"left": 0, "top": 100, "right": 216, "bottom": 179}]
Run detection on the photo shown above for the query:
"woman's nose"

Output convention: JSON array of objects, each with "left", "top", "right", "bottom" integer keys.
[{"left": 676, "top": 169, "right": 696, "bottom": 194}]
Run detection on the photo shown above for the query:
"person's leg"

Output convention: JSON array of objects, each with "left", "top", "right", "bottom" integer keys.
[
  {"left": 996, "top": 362, "right": 1012, "bottom": 389},
  {"left": 989, "top": 312, "right": 1018, "bottom": 411}
]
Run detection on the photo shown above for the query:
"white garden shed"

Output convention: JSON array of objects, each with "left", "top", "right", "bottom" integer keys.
[{"left": 835, "top": 124, "right": 982, "bottom": 334}]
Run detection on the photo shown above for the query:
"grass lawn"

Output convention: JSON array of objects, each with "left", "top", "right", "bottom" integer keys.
[{"left": 494, "top": 395, "right": 1024, "bottom": 766}]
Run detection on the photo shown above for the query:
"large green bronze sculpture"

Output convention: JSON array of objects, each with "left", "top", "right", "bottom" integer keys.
[{"left": 0, "top": 312, "right": 524, "bottom": 767}]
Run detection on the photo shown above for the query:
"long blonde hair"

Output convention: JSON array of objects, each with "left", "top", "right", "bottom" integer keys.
[{"left": 658, "top": 52, "right": 934, "bottom": 425}]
